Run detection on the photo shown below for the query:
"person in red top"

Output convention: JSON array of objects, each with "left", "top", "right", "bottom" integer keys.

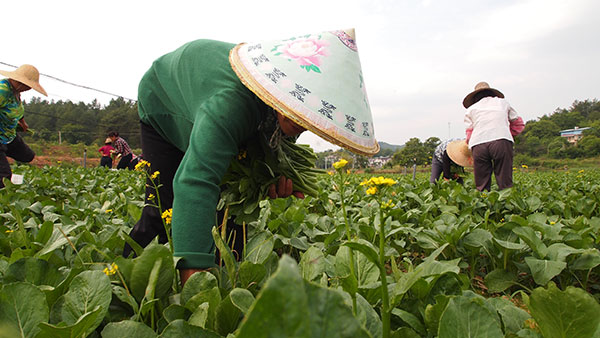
[{"left": 98, "top": 138, "right": 115, "bottom": 168}]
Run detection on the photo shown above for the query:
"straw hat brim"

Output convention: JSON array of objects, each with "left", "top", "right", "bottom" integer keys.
[
  {"left": 462, "top": 87, "right": 503, "bottom": 108},
  {"left": 0, "top": 69, "right": 48, "bottom": 96},
  {"left": 446, "top": 140, "right": 473, "bottom": 167}
]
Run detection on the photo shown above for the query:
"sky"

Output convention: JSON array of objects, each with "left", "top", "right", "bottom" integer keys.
[{"left": 5, "top": 0, "right": 599, "bottom": 152}]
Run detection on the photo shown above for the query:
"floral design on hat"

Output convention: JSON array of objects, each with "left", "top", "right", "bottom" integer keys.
[
  {"left": 230, "top": 28, "right": 379, "bottom": 155},
  {"left": 273, "top": 35, "right": 330, "bottom": 73}
]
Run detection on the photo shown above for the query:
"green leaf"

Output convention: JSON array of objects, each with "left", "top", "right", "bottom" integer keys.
[
  {"left": 38, "top": 306, "right": 102, "bottom": 338},
  {"left": 334, "top": 246, "right": 358, "bottom": 295},
  {"left": 486, "top": 297, "right": 531, "bottom": 334},
  {"left": 438, "top": 292, "right": 504, "bottom": 338},
  {"left": 570, "top": 249, "right": 600, "bottom": 270},
  {"left": 112, "top": 285, "right": 139, "bottom": 313},
  {"left": 181, "top": 271, "right": 218, "bottom": 306},
  {"left": 3, "top": 258, "right": 65, "bottom": 287},
  {"left": 184, "top": 287, "right": 221, "bottom": 330},
  {"left": 229, "top": 288, "right": 255, "bottom": 314},
  {"left": 493, "top": 238, "right": 527, "bottom": 251},
  {"left": 130, "top": 244, "right": 174, "bottom": 302},
  {"left": 162, "top": 304, "right": 191, "bottom": 323},
  {"left": 160, "top": 319, "right": 222, "bottom": 338},
  {"left": 462, "top": 229, "right": 493, "bottom": 249},
  {"left": 424, "top": 295, "right": 450, "bottom": 336},
  {"left": 484, "top": 269, "right": 517, "bottom": 293},
  {"left": 528, "top": 283, "right": 600, "bottom": 338},
  {"left": 216, "top": 294, "right": 242, "bottom": 336},
  {"left": 238, "top": 261, "right": 266, "bottom": 290},
  {"left": 189, "top": 302, "right": 209, "bottom": 328},
  {"left": 391, "top": 308, "right": 426, "bottom": 336},
  {"left": 343, "top": 239, "right": 381, "bottom": 270},
  {"left": 340, "top": 291, "right": 382, "bottom": 338},
  {"left": 0, "top": 282, "right": 49, "bottom": 338},
  {"left": 299, "top": 246, "right": 325, "bottom": 282},
  {"left": 512, "top": 226, "right": 547, "bottom": 258},
  {"left": 212, "top": 226, "right": 237, "bottom": 286},
  {"left": 546, "top": 243, "right": 584, "bottom": 262},
  {"left": 524, "top": 257, "right": 566, "bottom": 285},
  {"left": 101, "top": 320, "right": 157, "bottom": 338},
  {"left": 244, "top": 232, "right": 274, "bottom": 264},
  {"left": 61, "top": 270, "right": 111, "bottom": 334},
  {"left": 236, "top": 255, "right": 371, "bottom": 338},
  {"left": 393, "top": 244, "right": 449, "bottom": 298}
]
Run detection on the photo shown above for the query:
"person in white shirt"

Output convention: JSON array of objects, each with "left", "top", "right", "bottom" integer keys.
[{"left": 463, "top": 82, "right": 524, "bottom": 191}]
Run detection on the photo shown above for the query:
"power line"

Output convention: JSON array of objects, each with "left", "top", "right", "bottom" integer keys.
[{"left": 0, "top": 61, "right": 137, "bottom": 102}]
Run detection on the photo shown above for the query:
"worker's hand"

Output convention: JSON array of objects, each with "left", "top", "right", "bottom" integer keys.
[
  {"left": 268, "top": 176, "right": 305, "bottom": 199},
  {"left": 179, "top": 268, "right": 210, "bottom": 286}
]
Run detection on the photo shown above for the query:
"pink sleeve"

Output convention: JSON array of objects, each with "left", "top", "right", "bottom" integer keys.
[
  {"left": 509, "top": 117, "right": 525, "bottom": 136},
  {"left": 466, "top": 127, "right": 473, "bottom": 144}
]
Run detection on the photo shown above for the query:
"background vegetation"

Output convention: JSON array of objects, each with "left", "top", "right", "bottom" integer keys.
[{"left": 20, "top": 98, "right": 600, "bottom": 169}]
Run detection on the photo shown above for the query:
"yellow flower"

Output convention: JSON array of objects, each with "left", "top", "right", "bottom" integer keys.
[
  {"left": 521, "top": 164, "right": 528, "bottom": 169},
  {"left": 5, "top": 229, "right": 14, "bottom": 233},
  {"left": 162, "top": 208, "right": 173, "bottom": 224},
  {"left": 381, "top": 199, "right": 394, "bottom": 209},
  {"left": 513, "top": 167, "right": 517, "bottom": 171},
  {"left": 366, "top": 186, "right": 378, "bottom": 195},
  {"left": 148, "top": 193, "right": 155, "bottom": 200},
  {"left": 346, "top": 169, "right": 351, "bottom": 174},
  {"left": 105, "top": 209, "right": 112, "bottom": 213},
  {"left": 103, "top": 262, "right": 118, "bottom": 276},
  {"left": 135, "top": 159, "right": 151, "bottom": 171},
  {"left": 333, "top": 159, "right": 348, "bottom": 169},
  {"left": 151, "top": 171, "right": 160, "bottom": 180},
  {"left": 550, "top": 221, "right": 556, "bottom": 225},
  {"left": 578, "top": 169, "right": 584, "bottom": 173}
]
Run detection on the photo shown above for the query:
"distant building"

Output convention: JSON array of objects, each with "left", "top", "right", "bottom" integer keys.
[
  {"left": 368, "top": 156, "right": 392, "bottom": 168},
  {"left": 560, "top": 127, "right": 591, "bottom": 144}
]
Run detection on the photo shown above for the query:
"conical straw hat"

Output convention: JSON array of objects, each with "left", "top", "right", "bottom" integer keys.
[
  {"left": 230, "top": 29, "right": 379, "bottom": 155},
  {"left": 446, "top": 139, "right": 473, "bottom": 167},
  {"left": 462, "top": 81, "right": 504, "bottom": 108},
  {"left": 0, "top": 64, "right": 47, "bottom": 96}
]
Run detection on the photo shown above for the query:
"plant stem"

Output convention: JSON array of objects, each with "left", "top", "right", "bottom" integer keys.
[
  {"left": 379, "top": 207, "right": 391, "bottom": 338},
  {"left": 339, "top": 172, "right": 358, "bottom": 315}
]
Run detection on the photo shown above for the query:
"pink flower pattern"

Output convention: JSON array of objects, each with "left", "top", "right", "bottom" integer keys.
[{"left": 276, "top": 37, "right": 329, "bottom": 73}]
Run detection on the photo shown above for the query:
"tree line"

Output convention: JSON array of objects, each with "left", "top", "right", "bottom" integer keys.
[
  {"left": 24, "top": 97, "right": 141, "bottom": 148},
  {"left": 21, "top": 97, "right": 599, "bottom": 166}
]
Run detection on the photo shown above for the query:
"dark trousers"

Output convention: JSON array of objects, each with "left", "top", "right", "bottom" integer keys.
[
  {"left": 0, "top": 134, "right": 34, "bottom": 188},
  {"left": 116, "top": 153, "right": 133, "bottom": 170},
  {"left": 99, "top": 156, "right": 112, "bottom": 168},
  {"left": 471, "top": 139, "right": 513, "bottom": 191},
  {"left": 123, "top": 122, "right": 244, "bottom": 261}
]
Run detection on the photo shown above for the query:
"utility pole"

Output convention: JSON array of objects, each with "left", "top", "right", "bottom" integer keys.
[{"left": 58, "top": 131, "right": 62, "bottom": 144}]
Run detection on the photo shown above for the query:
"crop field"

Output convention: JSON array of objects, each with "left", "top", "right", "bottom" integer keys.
[{"left": 1, "top": 164, "right": 599, "bottom": 337}]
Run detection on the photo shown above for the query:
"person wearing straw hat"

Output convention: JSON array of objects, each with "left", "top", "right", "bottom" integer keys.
[
  {"left": 98, "top": 137, "right": 116, "bottom": 168},
  {"left": 463, "top": 82, "right": 525, "bottom": 191},
  {"left": 430, "top": 138, "right": 472, "bottom": 184},
  {"left": 123, "top": 29, "right": 378, "bottom": 285},
  {"left": 0, "top": 64, "right": 47, "bottom": 188}
]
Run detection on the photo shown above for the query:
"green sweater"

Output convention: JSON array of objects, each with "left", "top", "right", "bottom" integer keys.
[{"left": 138, "top": 40, "right": 267, "bottom": 269}]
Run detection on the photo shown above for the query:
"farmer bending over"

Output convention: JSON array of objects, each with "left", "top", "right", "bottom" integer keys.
[
  {"left": 0, "top": 65, "right": 47, "bottom": 188},
  {"left": 123, "top": 29, "right": 379, "bottom": 285}
]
